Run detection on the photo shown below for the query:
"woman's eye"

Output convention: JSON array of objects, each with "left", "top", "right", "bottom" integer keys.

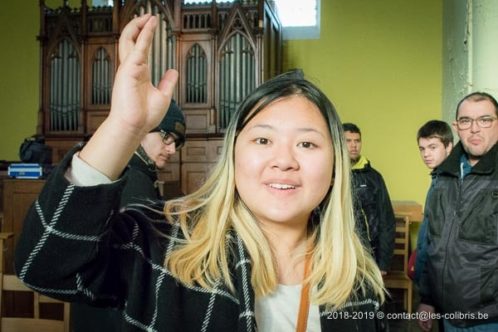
[
  {"left": 298, "top": 142, "right": 316, "bottom": 149},
  {"left": 255, "top": 138, "right": 269, "bottom": 145}
]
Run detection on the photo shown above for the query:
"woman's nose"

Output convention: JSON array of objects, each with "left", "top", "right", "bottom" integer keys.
[{"left": 270, "top": 143, "right": 299, "bottom": 171}]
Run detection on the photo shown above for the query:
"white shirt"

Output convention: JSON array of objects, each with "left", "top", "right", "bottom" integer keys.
[
  {"left": 66, "top": 153, "right": 113, "bottom": 186},
  {"left": 255, "top": 284, "right": 321, "bottom": 332}
]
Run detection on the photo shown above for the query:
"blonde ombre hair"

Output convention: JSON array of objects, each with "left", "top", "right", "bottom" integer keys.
[{"left": 164, "top": 70, "right": 385, "bottom": 309}]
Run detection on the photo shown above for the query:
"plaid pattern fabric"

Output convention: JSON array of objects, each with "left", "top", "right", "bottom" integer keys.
[{"left": 14, "top": 148, "right": 386, "bottom": 331}]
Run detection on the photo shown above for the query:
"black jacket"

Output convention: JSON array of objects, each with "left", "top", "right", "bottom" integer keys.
[
  {"left": 420, "top": 142, "right": 498, "bottom": 327},
  {"left": 351, "top": 156, "right": 395, "bottom": 271},
  {"left": 121, "top": 152, "right": 162, "bottom": 206},
  {"left": 72, "top": 150, "right": 162, "bottom": 332},
  {"left": 15, "top": 148, "right": 386, "bottom": 331}
]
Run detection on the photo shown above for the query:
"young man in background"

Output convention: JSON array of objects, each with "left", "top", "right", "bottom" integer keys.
[
  {"left": 343, "top": 123, "right": 395, "bottom": 275},
  {"left": 414, "top": 120, "right": 453, "bottom": 284}
]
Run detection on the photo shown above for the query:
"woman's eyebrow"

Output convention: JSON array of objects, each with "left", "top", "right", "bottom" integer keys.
[
  {"left": 246, "top": 124, "right": 274, "bottom": 131},
  {"left": 247, "top": 123, "right": 326, "bottom": 138}
]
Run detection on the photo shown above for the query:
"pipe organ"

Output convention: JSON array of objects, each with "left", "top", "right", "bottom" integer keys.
[{"left": 38, "top": 0, "right": 282, "bottom": 194}]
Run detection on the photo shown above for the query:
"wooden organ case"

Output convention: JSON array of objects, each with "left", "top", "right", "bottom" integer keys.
[{"left": 38, "top": 0, "right": 282, "bottom": 194}]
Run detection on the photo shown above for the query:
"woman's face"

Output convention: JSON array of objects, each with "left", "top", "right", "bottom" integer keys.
[{"left": 234, "top": 95, "right": 334, "bottom": 229}]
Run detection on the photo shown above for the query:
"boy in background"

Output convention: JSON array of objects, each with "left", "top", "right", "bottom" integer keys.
[{"left": 414, "top": 120, "right": 453, "bottom": 283}]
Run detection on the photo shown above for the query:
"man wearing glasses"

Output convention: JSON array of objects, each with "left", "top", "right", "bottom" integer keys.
[
  {"left": 120, "top": 99, "right": 186, "bottom": 206},
  {"left": 71, "top": 100, "right": 186, "bottom": 332},
  {"left": 417, "top": 92, "right": 498, "bottom": 332}
]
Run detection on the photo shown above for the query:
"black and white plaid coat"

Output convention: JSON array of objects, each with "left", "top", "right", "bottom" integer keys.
[{"left": 15, "top": 149, "right": 386, "bottom": 331}]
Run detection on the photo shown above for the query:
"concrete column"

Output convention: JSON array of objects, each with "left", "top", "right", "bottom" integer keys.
[
  {"left": 442, "top": 0, "right": 498, "bottom": 124},
  {"left": 470, "top": 0, "right": 498, "bottom": 96}
]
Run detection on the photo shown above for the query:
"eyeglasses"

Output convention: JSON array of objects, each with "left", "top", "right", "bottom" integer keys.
[
  {"left": 456, "top": 116, "right": 497, "bottom": 130},
  {"left": 159, "top": 131, "right": 184, "bottom": 150}
]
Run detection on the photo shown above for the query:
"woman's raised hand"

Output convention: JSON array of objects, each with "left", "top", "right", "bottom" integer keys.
[
  {"left": 79, "top": 15, "right": 178, "bottom": 180},
  {"left": 111, "top": 14, "right": 178, "bottom": 136}
]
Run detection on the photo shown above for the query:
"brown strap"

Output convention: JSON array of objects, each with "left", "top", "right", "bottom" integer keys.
[{"left": 296, "top": 251, "right": 312, "bottom": 332}]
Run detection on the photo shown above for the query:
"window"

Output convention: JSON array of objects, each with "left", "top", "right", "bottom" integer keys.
[
  {"left": 274, "top": 0, "right": 320, "bottom": 40},
  {"left": 92, "top": 0, "right": 113, "bottom": 6},
  {"left": 183, "top": 0, "right": 320, "bottom": 40}
]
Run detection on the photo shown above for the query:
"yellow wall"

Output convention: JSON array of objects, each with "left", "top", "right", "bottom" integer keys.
[
  {"left": 0, "top": 3, "right": 40, "bottom": 162},
  {"left": 283, "top": 0, "right": 442, "bottom": 204},
  {"left": 0, "top": 0, "right": 90, "bottom": 160},
  {"left": 0, "top": 0, "right": 81, "bottom": 163},
  {"left": 0, "top": 0, "right": 442, "bottom": 205}
]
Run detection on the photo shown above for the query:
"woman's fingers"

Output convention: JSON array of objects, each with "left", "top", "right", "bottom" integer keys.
[
  {"left": 111, "top": 15, "right": 178, "bottom": 132},
  {"left": 157, "top": 69, "right": 179, "bottom": 99},
  {"left": 148, "top": 69, "right": 179, "bottom": 128},
  {"left": 118, "top": 14, "right": 152, "bottom": 64},
  {"left": 133, "top": 16, "right": 157, "bottom": 62}
]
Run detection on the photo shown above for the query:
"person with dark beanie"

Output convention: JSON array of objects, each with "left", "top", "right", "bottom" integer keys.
[{"left": 119, "top": 99, "right": 186, "bottom": 206}]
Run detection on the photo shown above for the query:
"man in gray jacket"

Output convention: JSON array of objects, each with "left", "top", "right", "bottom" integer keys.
[{"left": 417, "top": 92, "right": 498, "bottom": 331}]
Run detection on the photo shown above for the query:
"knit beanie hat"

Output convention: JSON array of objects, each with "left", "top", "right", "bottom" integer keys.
[{"left": 152, "top": 99, "right": 186, "bottom": 148}]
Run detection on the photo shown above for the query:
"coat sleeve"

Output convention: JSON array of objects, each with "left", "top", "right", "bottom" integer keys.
[
  {"left": 418, "top": 218, "right": 435, "bottom": 306},
  {"left": 374, "top": 172, "right": 395, "bottom": 272},
  {"left": 417, "top": 178, "right": 437, "bottom": 305},
  {"left": 418, "top": 253, "right": 435, "bottom": 306},
  {"left": 14, "top": 146, "right": 168, "bottom": 308},
  {"left": 414, "top": 218, "right": 428, "bottom": 285}
]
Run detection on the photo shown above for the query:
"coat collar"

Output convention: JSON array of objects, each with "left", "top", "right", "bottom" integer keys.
[
  {"left": 435, "top": 141, "right": 498, "bottom": 177},
  {"left": 352, "top": 155, "right": 370, "bottom": 170},
  {"left": 128, "top": 153, "right": 158, "bottom": 183}
]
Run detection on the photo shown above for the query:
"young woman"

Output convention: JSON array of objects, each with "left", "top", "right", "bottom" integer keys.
[{"left": 15, "top": 15, "right": 386, "bottom": 331}]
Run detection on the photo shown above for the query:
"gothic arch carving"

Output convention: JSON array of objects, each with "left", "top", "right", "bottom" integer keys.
[
  {"left": 120, "top": 0, "right": 176, "bottom": 85},
  {"left": 186, "top": 43, "right": 208, "bottom": 104},
  {"left": 91, "top": 47, "right": 112, "bottom": 105},
  {"left": 48, "top": 38, "right": 81, "bottom": 132}
]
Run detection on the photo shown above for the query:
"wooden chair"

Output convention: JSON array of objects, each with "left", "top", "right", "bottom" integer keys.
[
  {"left": 0, "top": 232, "right": 70, "bottom": 332},
  {"left": 383, "top": 213, "right": 413, "bottom": 313}
]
